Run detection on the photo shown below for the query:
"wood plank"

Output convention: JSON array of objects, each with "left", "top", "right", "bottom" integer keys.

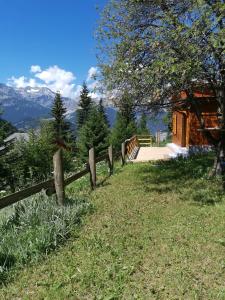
[
  {"left": 95, "top": 154, "right": 108, "bottom": 163},
  {"left": 138, "top": 139, "right": 152, "bottom": 141},
  {"left": 0, "top": 179, "right": 54, "bottom": 210},
  {"left": 64, "top": 168, "right": 90, "bottom": 186}
]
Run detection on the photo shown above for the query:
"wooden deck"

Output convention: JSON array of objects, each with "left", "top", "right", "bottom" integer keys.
[{"left": 131, "top": 146, "right": 173, "bottom": 162}]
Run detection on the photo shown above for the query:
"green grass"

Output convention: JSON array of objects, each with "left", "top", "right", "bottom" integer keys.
[{"left": 1, "top": 155, "right": 225, "bottom": 299}]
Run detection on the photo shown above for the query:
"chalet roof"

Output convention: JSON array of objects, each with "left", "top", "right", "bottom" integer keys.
[
  {"left": 4, "top": 132, "right": 29, "bottom": 143},
  {"left": 0, "top": 132, "right": 29, "bottom": 153}
]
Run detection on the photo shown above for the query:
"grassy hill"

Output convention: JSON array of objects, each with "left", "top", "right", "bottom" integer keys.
[{"left": 1, "top": 155, "right": 225, "bottom": 299}]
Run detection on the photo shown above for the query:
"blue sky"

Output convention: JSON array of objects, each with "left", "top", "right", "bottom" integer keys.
[{"left": 0, "top": 0, "right": 108, "bottom": 99}]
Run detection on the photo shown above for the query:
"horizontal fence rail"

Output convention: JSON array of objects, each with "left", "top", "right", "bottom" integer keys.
[
  {"left": 0, "top": 179, "right": 55, "bottom": 210},
  {"left": 64, "top": 167, "right": 90, "bottom": 186},
  {"left": 137, "top": 135, "right": 153, "bottom": 147},
  {"left": 0, "top": 145, "right": 123, "bottom": 210}
]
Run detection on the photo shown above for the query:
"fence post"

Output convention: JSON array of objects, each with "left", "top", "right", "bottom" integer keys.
[
  {"left": 53, "top": 148, "right": 65, "bottom": 205},
  {"left": 108, "top": 145, "right": 113, "bottom": 175},
  {"left": 157, "top": 131, "right": 160, "bottom": 146},
  {"left": 121, "top": 142, "right": 126, "bottom": 166},
  {"left": 89, "top": 147, "right": 96, "bottom": 189}
]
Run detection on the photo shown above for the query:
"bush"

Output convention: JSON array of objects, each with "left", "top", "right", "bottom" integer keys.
[{"left": 0, "top": 192, "right": 92, "bottom": 283}]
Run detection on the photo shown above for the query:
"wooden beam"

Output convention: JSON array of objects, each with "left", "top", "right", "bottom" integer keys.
[
  {"left": 197, "top": 128, "right": 225, "bottom": 131},
  {"left": 53, "top": 149, "right": 65, "bottom": 206},
  {"left": 64, "top": 168, "right": 90, "bottom": 186},
  {"left": 89, "top": 147, "right": 96, "bottom": 189},
  {"left": 121, "top": 142, "right": 126, "bottom": 165},
  {"left": 0, "top": 179, "right": 54, "bottom": 210},
  {"left": 108, "top": 145, "right": 113, "bottom": 175}
]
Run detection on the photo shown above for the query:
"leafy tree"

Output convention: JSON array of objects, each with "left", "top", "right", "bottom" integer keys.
[
  {"left": 98, "top": 0, "right": 225, "bottom": 175},
  {"left": 137, "top": 113, "right": 149, "bottom": 135},
  {"left": 76, "top": 83, "right": 93, "bottom": 130},
  {"left": 51, "top": 92, "right": 69, "bottom": 142},
  {"left": 77, "top": 106, "right": 109, "bottom": 162}
]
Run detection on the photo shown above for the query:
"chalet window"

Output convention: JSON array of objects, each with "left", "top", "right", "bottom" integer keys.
[{"left": 173, "top": 114, "right": 177, "bottom": 135}]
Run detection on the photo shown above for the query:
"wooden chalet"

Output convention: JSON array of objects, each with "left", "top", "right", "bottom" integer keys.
[{"left": 172, "top": 88, "right": 220, "bottom": 148}]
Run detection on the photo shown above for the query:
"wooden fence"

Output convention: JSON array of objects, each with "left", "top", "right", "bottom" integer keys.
[{"left": 0, "top": 144, "right": 122, "bottom": 210}]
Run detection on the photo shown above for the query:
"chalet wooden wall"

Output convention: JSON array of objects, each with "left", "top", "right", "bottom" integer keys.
[
  {"left": 172, "top": 108, "right": 219, "bottom": 147},
  {"left": 172, "top": 95, "right": 220, "bottom": 147},
  {"left": 189, "top": 113, "right": 219, "bottom": 146}
]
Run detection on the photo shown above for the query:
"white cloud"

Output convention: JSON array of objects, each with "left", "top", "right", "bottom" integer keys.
[
  {"left": 8, "top": 65, "right": 78, "bottom": 99},
  {"left": 35, "top": 65, "right": 75, "bottom": 85},
  {"left": 87, "top": 66, "right": 99, "bottom": 82},
  {"left": 8, "top": 76, "right": 38, "bottom": 88},
  {"left": 7, "top": 65, "right": 104, "bottom": 103},
  {"left": 30, "top": 65, "right": 42, "bottom": 73}
]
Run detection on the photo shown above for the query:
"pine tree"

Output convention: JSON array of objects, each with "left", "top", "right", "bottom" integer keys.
[
  {"left": 51, "top": 92, "right": 69, "bottom": 142},
  {"left": 76, "top": 82, "right": 93, "bottom": 130},
  {"left": 137, "top": 113, "right": 149, "bottom": 135},
  {"left": 0, "top": 106, "right": 16, "bottom": 144},
  {"left": 110, "top": 112, "right": 137, "bottom": 151},
  {"left": 77, "top": 106, "right": 109, "bottom": 162},
  {"left": 98, "top": 98, "right": 109, "bottom": 128},
  {"left": 119, "top": 91, "right": 136, "bottom": 125},
  {"left": 110, "top": 91, "right": 137, "bottom": 150}
]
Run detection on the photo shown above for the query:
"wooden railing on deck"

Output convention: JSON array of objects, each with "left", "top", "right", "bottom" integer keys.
[
  {"left": 137, "top": 135, "right": 153, "bottom": 147},
  {"left": 125, "top": 135, "right": 153, "bottom": 160},
  {"left": 126, "top": 135, "right": 140, "bottom": 160}
]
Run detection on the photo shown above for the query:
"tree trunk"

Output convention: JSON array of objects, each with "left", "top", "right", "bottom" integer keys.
[{"left": 211, "top": 86, "right": 225, "bottom": 188}]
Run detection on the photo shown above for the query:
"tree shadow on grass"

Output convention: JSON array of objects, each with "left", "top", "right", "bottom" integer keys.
[
  {"left": 0, "top": 253, "right": 16, "bottom": 285},
  {"left": 96, "top": 175, "right": 112, "bottom": 188},
  {"left": 137, "top": 154, "right": 223, "bottom": 206}
]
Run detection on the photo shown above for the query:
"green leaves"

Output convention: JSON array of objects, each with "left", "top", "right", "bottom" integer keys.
[{"left": 97, "top": 0, "right": 225, "bottom": 109}]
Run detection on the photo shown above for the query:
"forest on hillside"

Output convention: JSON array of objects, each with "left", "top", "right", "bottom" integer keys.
[{"left": 0, "top": 82, "right": 166, "bottom": 195}]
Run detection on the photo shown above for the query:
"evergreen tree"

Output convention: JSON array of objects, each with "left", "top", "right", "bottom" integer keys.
[
  {"left": 163, "top": 110, "right": 173, "bottom": 134},
  {"left": 137, "top": 113, "right": 149, "bottom": 135},
  {"left": 77, "top": 106, "right": 109, "bottom": 162},
  {"left": 110, "top": 112, "right": 137, "bottom": 151},
  {"left": 98, "top": 98, "right": 109, "bottom": 127},
  {"left": 0, "top": 107, "right": 16, "bottom": 144},
  {"left": 76, "top": 83, "right": 93, "bottom": 130},
  {"left": 110, "top": 91, "right": 137, "bottom": 150},
  {"left": 51, "top": 92, "right": 69, "bottom": 142},
  {"left": 119, "top": 91, "right": 136, "bottom": 125}
]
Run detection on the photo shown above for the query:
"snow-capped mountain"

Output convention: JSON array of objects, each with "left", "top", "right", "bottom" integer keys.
[
  {"left": 0, "top": 83, "right": 76, "bottom": 129},
  {"left": 0, "top": 83, "right": 166, "bottom": 133}
]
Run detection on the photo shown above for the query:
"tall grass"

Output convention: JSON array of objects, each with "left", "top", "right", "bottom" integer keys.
[{"left": 0, "top": 192, "right": 92, "bottom": 283}]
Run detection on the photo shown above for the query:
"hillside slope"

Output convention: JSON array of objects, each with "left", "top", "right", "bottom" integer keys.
[{"left": 1, "top": 156, "right": 225, "bottom": 299}]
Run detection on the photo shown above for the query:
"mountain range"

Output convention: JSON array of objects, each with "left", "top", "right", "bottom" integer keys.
[
  {"left": 0, "top": 83, "right": 74, "bottom": 129},
  {"left": 0, "top": 83, "right": 166, "bottom": 134}
]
